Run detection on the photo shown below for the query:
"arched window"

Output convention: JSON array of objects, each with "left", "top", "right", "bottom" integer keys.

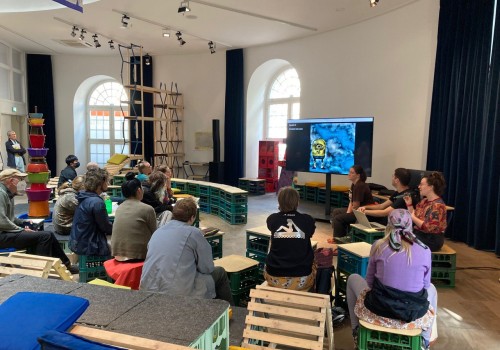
[
  {"left": 87, "top": 81, "right": 129, "bottom": 166},
  {"left": 265, "top": 67, "right": 301, "bottom": 139}
]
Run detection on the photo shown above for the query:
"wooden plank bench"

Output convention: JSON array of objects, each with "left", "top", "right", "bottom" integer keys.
[
  {"left": 8, "top": 252, "right": 75, "bottom": 281},
  {"left": 0, "top": 256, "right": 53, "bottom": 278}
]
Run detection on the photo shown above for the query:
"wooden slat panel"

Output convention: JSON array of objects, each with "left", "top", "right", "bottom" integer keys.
[
  {"left": 250, "top": 289, "right": 327, "bottom": 308},
  {"left": 70, "top": 325, "right": 192, "bottom": 350},
  {"left": 247, "top": 301, "right": 324, "bottom": 322},
  {"left": 245, "top": 315, "right": 323, "bottom": 337},
  {"left": 243, "top": 329, "right": 323, "bottom": 350}
]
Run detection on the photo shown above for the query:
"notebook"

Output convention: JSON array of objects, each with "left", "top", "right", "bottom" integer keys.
[
  {"left": 201, "top": 227, "right": 219, "bottom": 237},
  {"left": 353, "top": 210, "right": 386, "bottom": 231}
]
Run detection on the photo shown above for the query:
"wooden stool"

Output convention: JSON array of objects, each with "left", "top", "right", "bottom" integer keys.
[
  {"left": 103, "top": 258, "right": 144, "bottom": 290},
  {"left": 431, "top": 244, "right": 456, "bottom": 288},
  {"left": 215, "top": 255, "right": 259, "bottom": 306},
  {"left": 242, "top": 284, "right": 334, "bottom": 349},
  {"left": 358, "top": 320, "right": 422, "bottom": 350}
]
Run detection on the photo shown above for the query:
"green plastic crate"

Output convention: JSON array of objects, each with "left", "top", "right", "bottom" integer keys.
[
  {"left": 431, "top": 251, "right": 456, "bottom": 269},
  {"left": 207, "top": 235, "right": 223, "bottom": 259},
  {"left": 246, "top": 236, "right": 270, "bottom": 254},
  {"left": 227, "top": 265, "right": 259, "bottom": 291},
  {"left": 78, "top": 255, "right": 113, "bottom": 283},
  {"left": 358, "top": 323, "right": 422, "bottom": 350},
  {"left": 351, "top": 226, "right": 385, "bottom": 244},
  {"left": 431, "top": 268, "right": 456, "bottom": 288}
]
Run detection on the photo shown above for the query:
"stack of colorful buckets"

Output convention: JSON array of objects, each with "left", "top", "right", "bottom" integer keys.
[{"left": 25, "top": 112, "right": 51, "bottom": 217}]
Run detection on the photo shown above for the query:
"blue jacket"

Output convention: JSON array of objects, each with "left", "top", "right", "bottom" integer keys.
[{"left": 70, "top": 191, "right": 113, "bottom": 256}]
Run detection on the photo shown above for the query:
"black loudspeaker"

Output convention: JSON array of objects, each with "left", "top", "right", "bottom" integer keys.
[
  {"left": 209, "top": 162, "right": 224, "bottom": 183},
  {"left": 212, "top": 119, "right": 220, "bottom": 163}
]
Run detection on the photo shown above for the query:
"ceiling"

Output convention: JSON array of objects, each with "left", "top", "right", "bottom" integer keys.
[{"left": 0, "top": 0, "right": 418, "bottom": 56}]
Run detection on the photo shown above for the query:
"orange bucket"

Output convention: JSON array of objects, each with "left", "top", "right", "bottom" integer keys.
[{"left": 28, "top": 201, "right": 50, "bottom": 218}]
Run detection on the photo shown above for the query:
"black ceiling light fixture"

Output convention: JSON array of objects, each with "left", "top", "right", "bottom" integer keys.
[
  {"left": 92, "top": 34, "right": 101, "bottom": 48},
  {"left": 108, "top": 40, "right": 115, "bottom": 50},
  {"left": 79, "top": 28, "right": 86, "bottom": 40},
  {"left": 144, "top": 53, "right": 151, "bottom": 65},
  {"left": 178, "top": 1, "right": 191, "bottom": 14},
  {"left": 208, "top": 41, "right": 216, "bottom": 54},
  {"left": 121, "top": 14, "right": 130, "bottom": 28},
  {"left": 176, "top": 31, "right": 186, "bottom": 46},
  {"left": 70, "top": 25, "right": 78, "bottom": 37},
  {"left": 370, "top": 0, "right": 379, "bottom": 7}
]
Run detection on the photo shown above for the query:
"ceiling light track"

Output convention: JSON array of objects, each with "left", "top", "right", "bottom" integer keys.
[
  {"left": 111, "top": 8, "right": 232, "bottom": 48},
  {"left": 189, "top": 0, "right": 317, "bottom": 32}
]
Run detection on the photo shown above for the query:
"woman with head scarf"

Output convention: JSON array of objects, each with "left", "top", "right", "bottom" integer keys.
[{"left": 346, "top": 209, "right": 437, "bottom": 350}]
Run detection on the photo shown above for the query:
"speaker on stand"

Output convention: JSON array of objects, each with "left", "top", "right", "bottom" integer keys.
[{"left": 209, "top": 119, "right": 224, "bottom": 183}]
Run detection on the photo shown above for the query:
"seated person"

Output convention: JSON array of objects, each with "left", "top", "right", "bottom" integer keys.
[
  {"left": 0, "top": 169, "right": 78, "bottom": 273},
  {"left": 156, "top": 165, "right": 175, "bottom": 203},
  {"left": 141, "top": 170, "right": 172, "bottom": 214},
  {"left": 53, "top": 175, "right": 85, "bottom": 235},
  {"left": 70, "top": 168, "right": 113, "bottom": 256},
  {"left": 86, "top": 162, "right": 99, "bottom": 172},
  {"left": 264, "top": 187, "right": 316, "bottom": 291},
  {"left": 346, "top": 209, "right": 437, "bottom": 350},
  {"left": 140, "top": 198, "right": 233, "bottom": 305},
  {"left": 111, "top": 172, "right": 156, "bottom": 262},
  {"left": 57, "top": 154, "right": 80, "bottom": 188},
  {"left": 404, "top": 172, "right": 447, "bottom": 252},
  {"left": 331, "top": 165, "right": 374, "bottom": 241},
  {"left": 359, "top": 168, "right": 418, "bottom": 223},
  {"left": 136, "top": 161, "right": 152, "bottom": 183}
]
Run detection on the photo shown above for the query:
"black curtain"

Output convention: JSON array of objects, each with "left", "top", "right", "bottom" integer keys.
[
  {"left": 223, "top": 49, "right": 244, "bottom": 186},
  {"left": 129, "top": 56, "right": 154, "bottom": 164},
  {"left": 26, "top": 55, "right": 57, "bottom": 174},
  {"left": 427, "top": 0, "right": 500, "bottom": 254}
]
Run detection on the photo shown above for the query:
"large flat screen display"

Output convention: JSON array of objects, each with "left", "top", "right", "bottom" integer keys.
[{"left": 286, "top": 117, "right": 374, "bottom": 176}]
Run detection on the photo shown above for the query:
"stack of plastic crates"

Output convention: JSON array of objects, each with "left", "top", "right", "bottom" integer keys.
[
  {"left": 78, "top": 255, "right": 113, "bottom": 283},
  {"left": 245, "top": 231, "right": 270, "bottom": 282},
  {"left": 206, "top": 234, "right": 223, "bottom": 259},
  {"left": 358, "top": 321, "right": 422, "bottom": 350},
  {"left": 220, "top": 191, "right": 248, "bottom": 225},
  {"left": 171, "top": 180, "right": 187, "bottom": 193},
  {"left": 189, "top": 308, "right": 229, "bottom": 349},
  {"left": 335, "top": 242, "right": 371, "bottom": 308},
  {"left": 431, "top": 245, "right": 456, "bottom": 288},
  {"left": 228, "top": 264, "right": 260, "bottom": 306},
  {"left": 304, "top": 182, "right": 325, "bottom": 203}
]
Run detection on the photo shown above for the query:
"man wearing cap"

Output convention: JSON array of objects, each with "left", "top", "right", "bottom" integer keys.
[
  {"left": 0, "top": 169, "right": 79, "bottom": 274},
  {"left": 5, "top": 130, "right": 26, "bottom": 173}
]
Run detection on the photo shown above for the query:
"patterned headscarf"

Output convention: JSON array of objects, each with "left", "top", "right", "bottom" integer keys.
[{"left": 388, "top": 209, "right": 427, "bottom": 251}]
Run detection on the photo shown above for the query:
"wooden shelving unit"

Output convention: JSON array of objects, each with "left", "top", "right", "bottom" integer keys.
[{"left": 119, "top": 45, "right": 184, "bottom": 176}]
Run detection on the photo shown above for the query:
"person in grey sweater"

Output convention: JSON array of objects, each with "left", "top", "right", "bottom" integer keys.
[
  {"left": 53, "top": 176, "right": 85, "bottom": 235},
  {"left": 140, "top": 197, "right": 233, "bottom": 304}
]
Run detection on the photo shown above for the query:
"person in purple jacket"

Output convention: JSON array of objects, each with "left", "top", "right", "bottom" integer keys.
[{"left": 346, "top": 209, "right": 437, "bottom": 350}]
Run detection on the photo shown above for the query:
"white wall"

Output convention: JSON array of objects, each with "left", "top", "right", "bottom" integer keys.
[
  {"left": 49, "top": 0, "right": 439, "bottom": 189},
  {"left": 245, "top": 0, "right": 439, "bottom": 188},
  {"left": 52, "top": 55, "right": 121, "bottom": 174}
]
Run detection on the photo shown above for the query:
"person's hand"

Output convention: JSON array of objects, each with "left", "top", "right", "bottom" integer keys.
[
  {"left": 24, "top": 226, "right": 34, "bottom": 232},
  {"left": 358, "top": 207, "right": 366, "bottom": 213},
  {"left": 403, "top": 194, "right": 412, "bottom": 206}
]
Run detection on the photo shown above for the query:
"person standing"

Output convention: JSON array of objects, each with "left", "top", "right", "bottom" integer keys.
[
  {"left": 58, "top": 155, "right": 80, "bottom": 188},
  {"left": 5, "top": 131, "right": 26, "bottom": 172}
]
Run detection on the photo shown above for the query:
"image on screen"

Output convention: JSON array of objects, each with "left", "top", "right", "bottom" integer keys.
[{"left": 309, "top": 123, "right": 355, "bottom": 173}]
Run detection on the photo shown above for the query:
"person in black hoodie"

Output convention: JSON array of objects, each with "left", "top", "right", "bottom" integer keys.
[
  {"left": 264, "top": 186, "right": 316, "bottom": 291},
  {"left": 70, "top": 168, "right": 112, "bottom": 256}
]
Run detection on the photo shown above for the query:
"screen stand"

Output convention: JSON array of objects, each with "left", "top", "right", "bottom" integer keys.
[{"left": 325, "top": 174, "right": 331, "bottom": 217}]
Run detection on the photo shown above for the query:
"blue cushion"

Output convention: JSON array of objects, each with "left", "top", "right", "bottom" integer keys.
[
  {"left": 0, "top": 292, "right": 89, "bottom": 350},
  {"left": 38, "top": 330, "right": 124, "bottom": 349}
]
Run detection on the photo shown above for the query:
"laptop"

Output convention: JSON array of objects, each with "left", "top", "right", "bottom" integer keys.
[{"left": 353, "top": 210, "right": 386, "bottom": 231}]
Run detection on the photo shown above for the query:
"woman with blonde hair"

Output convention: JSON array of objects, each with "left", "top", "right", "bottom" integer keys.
[
  {"left": 346, "top": 209, "right": 437, "bottom": 349},
  {"left": 53, "top": 175, "right": 85, "bottom": 235}
]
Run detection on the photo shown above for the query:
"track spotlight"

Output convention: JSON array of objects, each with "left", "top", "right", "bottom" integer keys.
[
  {"left": 178, "top": 1, "right": 191, "bottom": 14},
  {"left": 162, "top": 28, "right": 170, "bottom": 38},
  {"left": 121, "top": 14, "right": 130, "bottom": 28},
  {"left": 79, "top": 28, "right": 86, "bottom": 41},
  {"left": 179, "top": 39, "right": 186, "bottom": 46},
  {"left": 208, "top": 41, "right": 216, "bottom": 54},
  {"left": 144, "top": 53, "right": 151, "bottom": 66},
  {"left": 108, "top": 40, "right": 115, "bottom": 50},
  {"left": 370, "top": 0, "right": 379, "bottom": 7},
  {"left": 175, "top": 31, "right": 182, "bottom": 39},
  {"left": 92, "top": 34, "right": 101, "bottom": 48},
  {"left": 70, "top": 26, "right": 78, "bottom": 37},
  {"left": 175, "top": 31, "right": 186, "bottom": 46}
]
